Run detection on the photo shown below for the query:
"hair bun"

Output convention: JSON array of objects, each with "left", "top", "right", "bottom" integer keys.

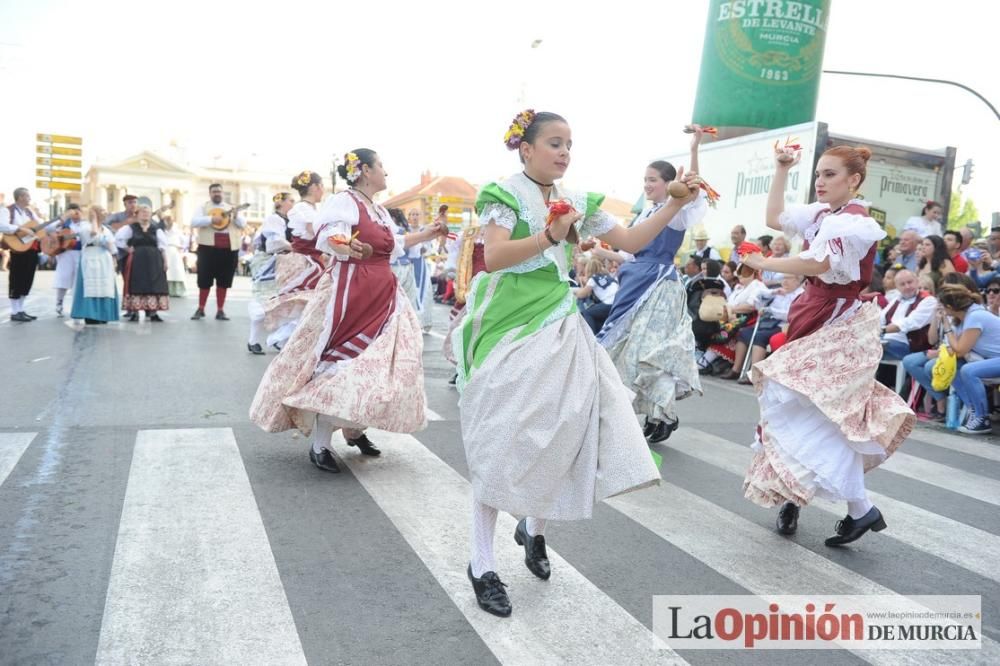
[
  {"left": 855, "top": 146, "right": 872, "bottom": 163},
  {"left": 336, "top": 164, "right": 349, "bottom": 180}
]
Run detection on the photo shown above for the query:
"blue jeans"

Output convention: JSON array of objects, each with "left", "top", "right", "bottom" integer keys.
[
  {"left": 951, "top": 357, "right": 1000, "bottom": 419},
  {"left": 881, "top": 339, "right": 911, "bottom": 361},
  {"left": 902, "top": 351, "right": 948, "bottom": 401}
]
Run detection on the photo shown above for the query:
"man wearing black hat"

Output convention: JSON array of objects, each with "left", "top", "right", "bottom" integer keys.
[{"left": 104, "top": 195, "right": 139, "bottom": 274}]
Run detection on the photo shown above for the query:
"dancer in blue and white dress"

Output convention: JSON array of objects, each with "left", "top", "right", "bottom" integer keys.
[
  {"left": 247, "top": 193, "right": 294, "bottom": 354},
  {"left": 596, "top": 127, "right": 709, "bottom": 443}
]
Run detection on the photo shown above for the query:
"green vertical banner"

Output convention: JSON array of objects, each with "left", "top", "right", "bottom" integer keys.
[{"left": 693, "top": 0, "right": 831, "bottom": 130}]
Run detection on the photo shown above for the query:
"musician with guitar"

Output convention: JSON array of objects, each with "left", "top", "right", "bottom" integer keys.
[
  {"left": 103, "top": 194, "right": 140, "bottom": 275},
  {"left": 189, "top": 183, "right": 248, "bottom": 320},
  {"left": 42, "top": 203, "right": 84, "bottom": 317},
  {"left": 0, "top": 187, "right": 43, "bottom": 322}
]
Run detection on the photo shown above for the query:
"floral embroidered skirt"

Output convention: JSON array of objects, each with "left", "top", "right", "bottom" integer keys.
[{"left": 743, "top": 303, "right": 914, "bottom": 507}]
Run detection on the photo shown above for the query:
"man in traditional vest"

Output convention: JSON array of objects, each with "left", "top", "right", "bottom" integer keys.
[
  {"left": 0, "top": 187, "right": 41, "bottom": 321},
  {"left": 880, "top": 269, "right": 935, "bottom": 361},
  {"left": 189, "top": 183, "right": 245, "bottom": 320}
]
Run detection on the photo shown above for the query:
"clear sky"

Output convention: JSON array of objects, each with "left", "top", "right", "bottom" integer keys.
[{"left": 0, "top": 0, "right": 996, "bottom": 221}]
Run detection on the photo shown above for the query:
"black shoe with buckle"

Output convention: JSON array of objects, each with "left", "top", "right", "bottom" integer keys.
[
  {"left": 191, "top": 308, "right": 205, "bottom": 320},
  {"left": 467, "top": 565, "right": 512, "bottom": 617},
  {"left": 346, "top": 433, "right": 381, "bottom": 457},
  {"left": 776, "top": 501, "right": 800, "bottom": 535},
  {"left": 247, "top": 342, "right": 265, "bottom": 355},
  {"left": 309, "top": 448, "right": 341, "bottom": 473},
  {"left": 647, "top": 417, "right": 679, "bottom": 443},
  {"left": 514, "top": 518, "right": 551, "bottom": 580},
  {"left": 824, "top": 507, "right": 887, "bottom": 547}
]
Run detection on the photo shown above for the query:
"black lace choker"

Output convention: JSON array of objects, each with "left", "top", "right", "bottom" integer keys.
[{"left": 522, "top": 171, "right": 554, "bottom": 188}]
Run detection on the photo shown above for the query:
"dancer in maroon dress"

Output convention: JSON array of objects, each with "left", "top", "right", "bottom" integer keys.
[
  {"left": 249, "top": 149, "right": 446, "bottom": 472},
  {"left": 740, "top": 144, "right": 915, "bottom": 547}
]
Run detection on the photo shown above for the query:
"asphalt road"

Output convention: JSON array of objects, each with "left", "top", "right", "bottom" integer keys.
[{"left": 1, "top": 270, "right": 998, "bottom": 665}]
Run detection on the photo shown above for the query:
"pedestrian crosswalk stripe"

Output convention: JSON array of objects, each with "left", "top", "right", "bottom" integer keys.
[
  {"left": 95, "top": 428, "right": 306, "bottom": 665},
  {"left": 880, "top": 451, "right": 1000, "bottom": 507},
  {"left": 906, "top": 429, "right": 1000, "bottom": 464},
  {"left": 0, "top": 432, "right": 35, "bottom": 487},
  {"left": 333, "top": 430, "right": 684, "bottom": 665},
  {"left": 668, "top": 429, "right": 1000, "bottom": 585},
  {"left": 607, "top": 480, "right": 1000, "bottom": 665},
  {"left": 425, "top": 407, "right": 444, "bottom": 421}
]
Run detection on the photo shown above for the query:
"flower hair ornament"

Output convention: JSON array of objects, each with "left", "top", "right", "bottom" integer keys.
[
  {"left": 272, "top": 192, "right": 290, "bottom": 204},
  {"left": 344, "top": 152, "right": 362, "bottom": 184},
  {"left": 295, "top": 171, "right": 315, "bottom": 187},
  {"left": 504, "top": 109, "right": 536, "bottom": 151}
]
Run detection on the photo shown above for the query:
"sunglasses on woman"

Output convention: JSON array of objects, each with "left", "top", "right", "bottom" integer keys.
[{"left": 986, "top": 287, "right": 1000, "bottom": 295}]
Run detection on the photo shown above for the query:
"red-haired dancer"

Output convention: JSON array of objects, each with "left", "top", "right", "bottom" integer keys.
[{"left": 740, "top": 145, "right": 915, "bottom": 547}]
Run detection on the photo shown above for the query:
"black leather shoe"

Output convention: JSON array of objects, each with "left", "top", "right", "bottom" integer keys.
[
  {"left": 24, "top": 312, "right": 37, "bottom": 320},
  {"left": 247, "top": 343, "right": 265, "bottom": 355},
  {"left": 126, "top": 312, "right": 139, "bottom": 322},
  {"left": 148, "top": 313, "right": 164, "bottom": 322},
  {"left": 309, "top": 448, "right": 341, "bottom": 473},
  {"left": 647, "top": 417, "right": 679, "bottom": 443},
  {"left": 10, "top": 312, "right": 32, "bottom": 322},
  {"left": 191, "top": 308, "right": 205, "bottom": 320},
  {"left": 643, "top": 418, "right": 657, "bottom": 438},
  {"left": 346, "top": 433, "right": 381, "bottom": 457},
  {"left": 824, "top": 507, "right": 886, "bottom": 547},
  {"left": 514, "top": 518, "right": 551, "bottom": 580},
  {"left": 215, "top": 310, "right": 229, "bottom": 320},
  {"left": 776, "top": 502, "right": 800, "bottom": 535},
  {"left": 467, "top": 565, "right": 511, "bottom": 617}
]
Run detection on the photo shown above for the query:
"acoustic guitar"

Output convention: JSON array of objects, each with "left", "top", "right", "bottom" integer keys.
[
  {"left": 108, "top": 200, "right": 176, "bottom": 233},
  {"left": 208, "top": 202, "right": 251, "bottom": 230},
  {"left": 1, "top": 216, "right": 48, "bottom": 253},
  {"left": 40, "top": 226, "right": 78, "bottom": 256}
]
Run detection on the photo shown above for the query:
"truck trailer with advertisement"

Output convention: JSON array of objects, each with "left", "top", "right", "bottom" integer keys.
[{"left": 650, "top": 122, "right": 957, "bottom": 253}]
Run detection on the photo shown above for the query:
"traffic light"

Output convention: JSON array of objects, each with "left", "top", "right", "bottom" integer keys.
[{"left": 962, "top": 159, "right": 975, "bottom": 185}]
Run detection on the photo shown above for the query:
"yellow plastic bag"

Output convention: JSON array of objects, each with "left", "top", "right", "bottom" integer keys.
[{"left": 931, "top": 344, "right": 957, "bottom": 392}]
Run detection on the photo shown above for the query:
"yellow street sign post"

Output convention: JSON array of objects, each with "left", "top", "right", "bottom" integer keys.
[
  {"left": 37, "top": 156, "right": 83, "bottom": 168},
  {"left": 37, "top": 144, "right": 82, "bottom": 156},
  {"left": 37, "top": 168, "right": 82, "bottom": 179},
  {"left": 36, "top": 133, "right": 82, "bottom": 145},
  {"left": 36, "top": 180, "right": 82, "bottom": 192}
]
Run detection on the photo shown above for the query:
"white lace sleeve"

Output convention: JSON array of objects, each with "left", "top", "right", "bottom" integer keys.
[
  {"left": 667, "top": 192, "right": 709, "bottom": 231},
  {"left": 580, "top": 209, "right": 620, "bottom": 238},
  {"left": 480, "top": 203, "right": 517, "bottom": 231},
  {"left": 798, "top": 213, "right": 886, "bottom": 284},
  {"left": 315, "top": 194, "right": 359, "bottom": 259},
  {"left": 778, "top": 202, "right": 828, "bottom": 238}
]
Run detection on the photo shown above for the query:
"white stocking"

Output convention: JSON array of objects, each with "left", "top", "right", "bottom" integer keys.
[
  {"left": 525, "top": 517, "right": 547, "bottom": 537},
  {"left": 470, "top": 500, "right": 498, "bottom": 578},
  {"left": 847, "top": 496, "right": 874, "bottom": 520},
  {"left": 248, "top": 317, "right": 265, "bottom": 346},
  {"left": 10, "top": 297, "right": 24, "bottom": 314},
  {"left": 312, "top": 414, "right": 334, "bottom": 454},
  {"left": 55, "top": 288, "right": 67, "bottom": 306}
]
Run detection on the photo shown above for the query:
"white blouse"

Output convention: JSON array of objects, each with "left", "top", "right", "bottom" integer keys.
[
  {"left": 287, "top": 201, "right": 318, "bottom": 240},
  {"left": 115, "top": 224, "right": 167, "bottom": 250},
  {"left": 314, "top": 191, "right": 404, "bottom": 262}
]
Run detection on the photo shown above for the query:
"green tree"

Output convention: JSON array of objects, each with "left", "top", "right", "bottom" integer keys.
[{"left": 948, "top": 190, "right": 980, "bottom": 231}]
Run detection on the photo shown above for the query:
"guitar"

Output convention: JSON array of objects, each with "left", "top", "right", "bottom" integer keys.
[
  {"left": 40, "top": 225, "right": 78, "bottom": 256},
  {"left": 208, "top": 203, "right": 251, "bottom": 230},
  {"left": 2, "top": 208, "right": 49, "bottom": 253}
]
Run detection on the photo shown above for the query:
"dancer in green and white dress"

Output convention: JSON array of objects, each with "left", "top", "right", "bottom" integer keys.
[{"left": 454, "top": 110, "right": 701, "bottom": 617}]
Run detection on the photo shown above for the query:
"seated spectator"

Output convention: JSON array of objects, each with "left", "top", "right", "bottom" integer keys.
[
  {"left": 574, "top": 258, "right": 618, "bottom": 334},
  {"left": 939, "top": 285, "right": 1000, "bottom": 434},
  {"left": 730, "top": 273, "right": 804, "bottom": 384},
  {"left": 880, "top": 269, "right": 935, "bottom": 361},
  {"left": 903, "top": 200, "right": 944, "bottom": 238},
  {"left": 903, "top": 284, "right": 1000, "bottom": 424},
  {"left": 943, "top": 230, "right": 969, "bottom": 273},
  {"left": 681, "top": 256, "right": 701, "bottom": 285},
  {"left": 761, "top": 236, "right": 789, "bottom": 287},
  {"left": 918, "top": 272, "right": 937, "bottom": 296},
  {"left": 715, "top": 260, "right": 769, "bottom": 380},
  {"left": 729, "top": 224, "right": 747, "bottom": 261},
  {"left": 757, "top": 234, "right": 772, "bottom": 257},
  {"left": 890, "top": 230, "right": 921, "bottom": 272},
  {"left": 917, "top": 235, "right": 955, "bottom": 290},
  {"left": 986, "top": 276, "right": 1000, "bottom": 316},
  {"left": 883, "top": 267, "right": 899, "bottom": 302},
  {"left": 967, "top": 243, "right": 998, "bottom": 288},
  {"left": 721, "top": 260, "right": 738, "bottom": 291},
  {"left": 690, "top": 226, "right": 721, "bottom": 262}
]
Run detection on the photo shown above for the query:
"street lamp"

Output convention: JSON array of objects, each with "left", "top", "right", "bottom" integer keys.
[{"left": 823, "top": 70, "right": 999, "bottom": 121}]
